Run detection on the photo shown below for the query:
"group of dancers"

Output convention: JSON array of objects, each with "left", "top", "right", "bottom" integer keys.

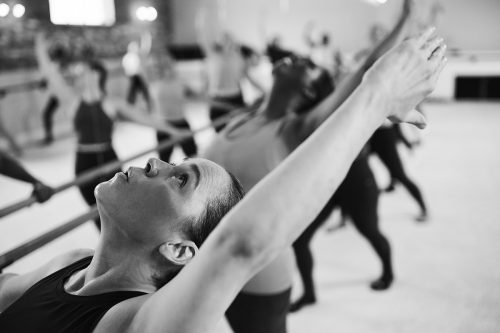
[{"left": 0, "top": 0, "right": 446, "bottom": 332}]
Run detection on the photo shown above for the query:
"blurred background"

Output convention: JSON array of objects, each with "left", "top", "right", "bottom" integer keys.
[{"left": 0, "top": 0, "right": 499, "bottom": 332}]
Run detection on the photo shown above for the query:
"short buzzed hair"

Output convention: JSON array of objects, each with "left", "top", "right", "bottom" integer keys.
[{"left": 152, "top": 170, "right": 245, "bottom": 289}]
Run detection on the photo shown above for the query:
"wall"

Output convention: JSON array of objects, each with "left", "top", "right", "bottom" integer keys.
[
  {"left": 377, "top": 0, "right": 500, "bottom": 51},
  {"left": 171, "top": 0, "right": 379, "bottom": 52},
  {"left": 170, "top": 0, "right": 500, "bottom": 52}
]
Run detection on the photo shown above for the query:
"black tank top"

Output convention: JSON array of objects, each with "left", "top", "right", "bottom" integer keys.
[
  {"left": 74, "top": 101, "right": 113, "bottom": 144},
  {"left": 0, "top": 257, "right": 145, "bottom": 333}
]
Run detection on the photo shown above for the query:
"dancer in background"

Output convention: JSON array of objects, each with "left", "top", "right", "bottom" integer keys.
[
  {"left": 36, "top": 33, "right": 180, "bottom": 230},
  {"left": 37, "top": 34, "right": 73, "bottom": 145},
  {"left": 122, "top": 32, "right": 153, "bottom": 112},
  {"left": 196, "top": 10, "right": 261, "bottom": 132},
  {"left": 370, "top": 123, "right": 428, "bottom": 221},
  {"left": 149, "top": 50, "right": 197, "bottom": 162}
]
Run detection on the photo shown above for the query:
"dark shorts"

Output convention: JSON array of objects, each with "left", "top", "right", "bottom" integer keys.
[
  {"left": 156, "top": 118, "right": 197, "bottom": 162},
  {"left": 225, "top": 288, "right": 291, "bottom": 333}
]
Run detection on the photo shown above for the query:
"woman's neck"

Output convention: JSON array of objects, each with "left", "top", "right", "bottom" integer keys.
[{"left": 66, "top": 232, "right": 156, "bottom": 296}]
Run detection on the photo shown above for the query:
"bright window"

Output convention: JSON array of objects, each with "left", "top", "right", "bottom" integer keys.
[{"left": 49, "top": 0, "right": 116, "bottom": 26}]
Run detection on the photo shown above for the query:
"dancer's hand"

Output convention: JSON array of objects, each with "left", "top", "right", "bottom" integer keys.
[
  {"left": 32, "top": 182, "right": 55, "bottom": 203},
  {"left": 364, "top": 27, "right": 447, "bottom": 129}
]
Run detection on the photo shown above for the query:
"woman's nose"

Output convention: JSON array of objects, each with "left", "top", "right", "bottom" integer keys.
[
  {"left": 146, "top": 158, "right": 160, "bottom": 177},
  {"left": 146, "top": 158, "right": 174, "bottom": 177}
]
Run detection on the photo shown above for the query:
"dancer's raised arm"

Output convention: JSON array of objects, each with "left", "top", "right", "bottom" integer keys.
[{"left": 118, "top": 29, "right": 446, "bottom": 333}]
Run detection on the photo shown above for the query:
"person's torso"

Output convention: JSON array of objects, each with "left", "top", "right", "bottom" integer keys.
[
  {"left": 74, "top": 101, "right": 113, "bottom": 145},
  {"left": 0, "top": 257, "right": 145, "bottom": 333}
]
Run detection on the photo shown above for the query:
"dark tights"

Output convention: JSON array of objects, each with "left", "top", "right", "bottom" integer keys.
[
  {"left": 370, "top": 127, "right": 427, "bottom": 215},
  {"left": 156, "top": 119, "right": 197, "bottom": 162},
  {"left": 291, "top": 156, "right": 393, "bottom": 312}
]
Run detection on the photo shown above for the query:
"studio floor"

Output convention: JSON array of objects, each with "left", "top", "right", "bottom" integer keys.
[{"left": 1, "top": 101, "right": 499, "bottom": 333}]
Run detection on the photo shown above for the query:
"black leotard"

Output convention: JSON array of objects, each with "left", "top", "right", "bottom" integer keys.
[
  {"left": 370, "top": 126, "right": 427, "bottom": 214},
  {"left": 0, "top": 257, "right": 145, "bottom": 333}
]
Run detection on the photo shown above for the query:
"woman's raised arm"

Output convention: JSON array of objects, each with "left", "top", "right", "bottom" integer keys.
[{"left": 121, "top": 30, "right": 445, "bottom": 333}]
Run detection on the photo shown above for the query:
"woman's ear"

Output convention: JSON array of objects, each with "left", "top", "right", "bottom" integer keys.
[{"left": 158, "top": 240, "right": 199, "bottom": 266}]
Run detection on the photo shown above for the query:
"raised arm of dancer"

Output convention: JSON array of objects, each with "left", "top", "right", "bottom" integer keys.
[
  {"left": 116, "top": 30, "right": 446, "bottom": 333},
  {"left": 34, "top": 33, "right": 76, "bottom": 100},
  {"left": 294, "top": 0, "right": 415, "bottom": 142},
  {"left": 109, "top": 99, "right": 184, "bottom": 136}
]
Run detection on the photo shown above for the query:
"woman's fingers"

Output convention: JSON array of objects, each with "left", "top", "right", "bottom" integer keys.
[
  {"left": 429, "top": 45, "right": 448, "bottom": 83},
  {"left": 415, "top": 26, "right": 436, "bottom": 47},
  {"left": 423, "top": 36, "right": 444, "bottom": 59},
  {"left": 429, "top": 44, "right": 447, "bottom": 63}
]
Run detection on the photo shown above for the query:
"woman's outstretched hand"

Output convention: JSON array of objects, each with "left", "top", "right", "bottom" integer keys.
[{"left": 364, "top": 27, "right": 447, "bottom": 129}]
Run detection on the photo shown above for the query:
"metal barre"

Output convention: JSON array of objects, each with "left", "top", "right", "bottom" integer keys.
[
  {"left": 0, "top": 105, "right": 246, "bottom": 219},
  {"left": 0, "top": 80, "right": 46, "bottom": 98},
  {"left": 0, "top": 207, "right": 99, "bottom": 271}
]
